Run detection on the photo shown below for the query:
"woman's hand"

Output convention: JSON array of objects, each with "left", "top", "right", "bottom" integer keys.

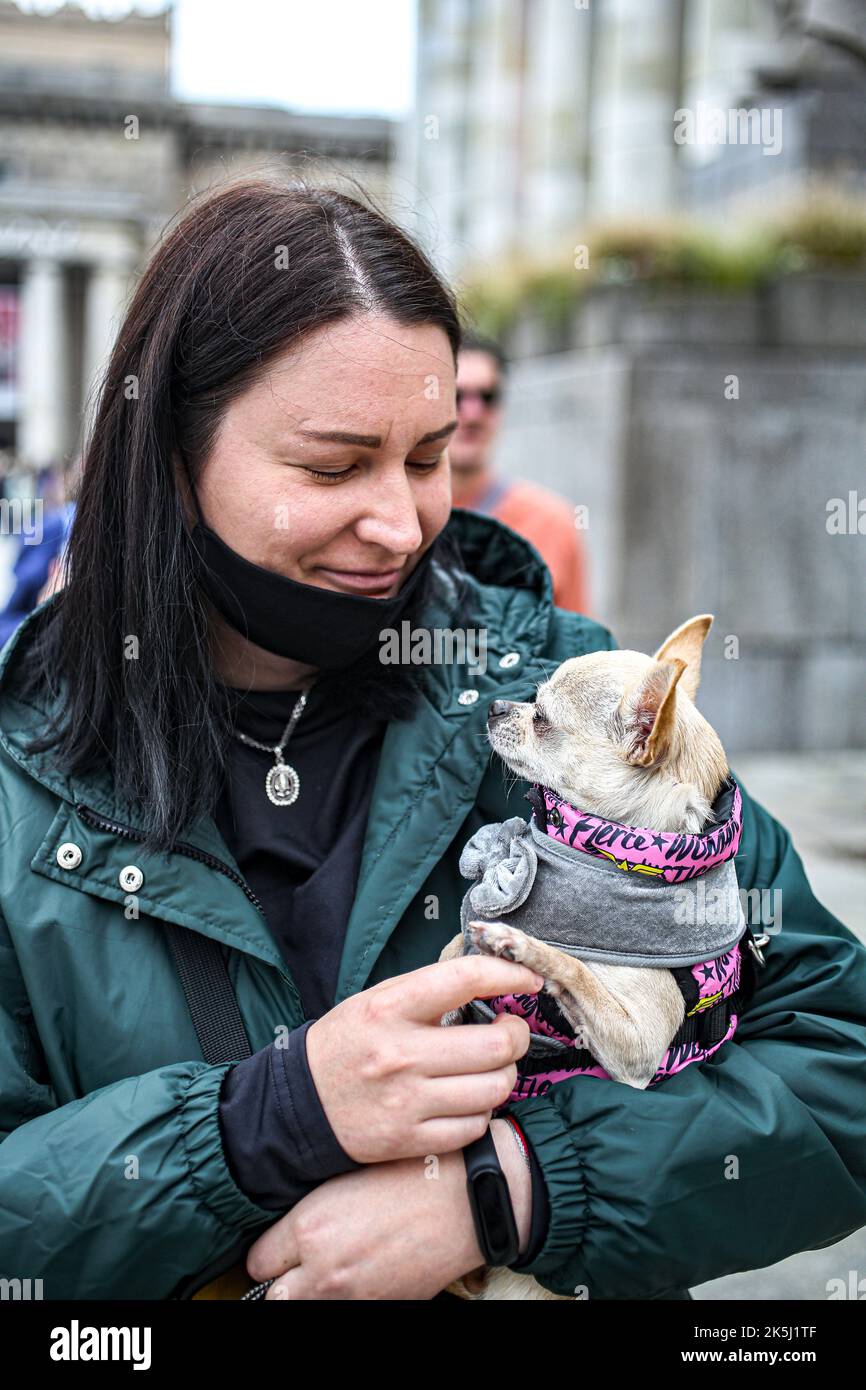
[
  {"left": 306, "top": 956, "right": 542, "bottom": 1164},
  {"left": 246, "top": 1118, "right": 533, "bottom": 1300}
]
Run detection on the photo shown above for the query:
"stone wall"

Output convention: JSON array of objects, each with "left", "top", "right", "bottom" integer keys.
[{"left": 495, "top": 276, "right": 866, "bottom": 752}]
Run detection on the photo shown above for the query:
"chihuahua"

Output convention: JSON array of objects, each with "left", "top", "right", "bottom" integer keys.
[{"left": 439, "top": 614, "right": 745, "bottom": 1300}]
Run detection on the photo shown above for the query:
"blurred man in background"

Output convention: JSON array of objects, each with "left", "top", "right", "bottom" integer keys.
[{"left": 449, "top": 335, "right": 590, "bottom": 614}]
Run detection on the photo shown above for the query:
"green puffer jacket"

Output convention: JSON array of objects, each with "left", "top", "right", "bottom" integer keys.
[{"left": 0, "top": 510, "right": 864, "bottom": 1300}]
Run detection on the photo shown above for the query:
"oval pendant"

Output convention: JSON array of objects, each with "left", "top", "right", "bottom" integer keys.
[{"left": 265, "top": 761, "right": 300, "bottom": 807}]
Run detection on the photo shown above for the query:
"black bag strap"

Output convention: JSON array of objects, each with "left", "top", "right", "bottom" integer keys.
[
  {"left": 162, "top": 927, "right": 259, "bottom": 1299},
  {"left": 164, "top": 924, "right": 253, "bottom": 1064}
]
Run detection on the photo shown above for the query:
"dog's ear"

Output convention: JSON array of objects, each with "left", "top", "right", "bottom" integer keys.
[
  {"left": 621, "top": 659, "right": 685, "bottom": 767},
  {"left": 653, "top": 614, "right": 713, "bottom": 701}
]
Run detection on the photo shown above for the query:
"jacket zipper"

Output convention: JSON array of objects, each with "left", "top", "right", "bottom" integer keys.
[{"left": 75, "top": 803, "right": 267, "bottom": 918}]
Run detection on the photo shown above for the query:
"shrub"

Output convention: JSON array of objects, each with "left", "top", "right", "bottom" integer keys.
[{"left": 458, "top": 195, "right": 866, "bottom": 338}]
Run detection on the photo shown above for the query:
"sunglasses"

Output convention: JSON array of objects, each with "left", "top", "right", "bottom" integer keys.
[{"left": 456, "top": 386, "right": 502, "bottom": 409}]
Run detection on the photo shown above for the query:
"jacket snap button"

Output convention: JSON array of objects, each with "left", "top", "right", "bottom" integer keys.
[
  {"left": 458, "top": 689, "right": 479, "bottom": 706},
  {"left": 56, "top": 842, "right": 83, "bottom": 870},
  {"left": 119, "top": 865, "right": 144, "bottom": 892},
  {"left": 498, "top": 652, "right": 521, "bottom": 668}
]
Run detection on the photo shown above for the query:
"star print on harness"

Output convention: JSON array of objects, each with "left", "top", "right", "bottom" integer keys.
[{"left": 457, "top": 774, "right": 761, "bottom": 1103}]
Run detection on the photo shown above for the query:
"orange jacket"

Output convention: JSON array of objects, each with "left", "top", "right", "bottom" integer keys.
[{"left": 458, "top": 478, "right": 590, "bottom": 615}]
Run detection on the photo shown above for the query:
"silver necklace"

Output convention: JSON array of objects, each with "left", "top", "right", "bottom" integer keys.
[{"left": 233, "top": 689, "right": 309, "bottom": 807}]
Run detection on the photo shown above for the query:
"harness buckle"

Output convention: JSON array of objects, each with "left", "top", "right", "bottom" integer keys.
[{"left": 745, "top": 926, "right": 770, "bottom": 966}]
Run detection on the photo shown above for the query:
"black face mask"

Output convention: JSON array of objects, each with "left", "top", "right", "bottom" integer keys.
[{"left": 186, "top": 489, "right": 438, "bottom": 671}]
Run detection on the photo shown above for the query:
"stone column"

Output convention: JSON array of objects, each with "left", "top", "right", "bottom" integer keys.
[
  {"left": 81, "top": 261, "right": 132, "bottom": 432},
  {"left": 588, "top": 0, "right": 686, "bottom": 217},
  {"left": 18, "top": 257, "right": 67, "bottom": 469}
]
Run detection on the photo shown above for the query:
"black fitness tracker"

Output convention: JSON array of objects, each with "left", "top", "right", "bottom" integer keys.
[{"left": 462, "top": 1126, "right": 521, "bottom": 1266}]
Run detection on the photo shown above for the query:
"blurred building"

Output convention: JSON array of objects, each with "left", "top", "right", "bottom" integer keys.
[
  {"left": 0, "top": 0, "right": 393, "bottom": 468},
  {"left": 400, "top": 0, "right": 866, "bottom": 754},
  {"left": 401, "top": 0, "right": 866, "bottom": 279}
]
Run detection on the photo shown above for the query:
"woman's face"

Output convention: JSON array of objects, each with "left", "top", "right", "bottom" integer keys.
[{"left": 194, "top": 313, "right": 456, "bottom": 599}]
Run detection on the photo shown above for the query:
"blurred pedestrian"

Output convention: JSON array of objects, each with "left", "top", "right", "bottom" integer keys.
[
  {"left": 0, "top": 460, "right": 75, "bottom": 648},
  {"left": 449, "top": 335, "right": 590, "bottom": 613}
]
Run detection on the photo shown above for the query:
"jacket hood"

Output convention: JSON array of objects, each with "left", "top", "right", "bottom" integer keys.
[
  {"left": 0, "top": 508, "right": 558, "bottom": 834},
  {"left": 438, "top": 506, "right": 553, "bottom": 604}
]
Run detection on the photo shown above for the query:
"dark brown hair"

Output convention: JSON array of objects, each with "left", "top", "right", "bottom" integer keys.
[{"left": 21, "top": 174, "right": 463, "bottom": 850}]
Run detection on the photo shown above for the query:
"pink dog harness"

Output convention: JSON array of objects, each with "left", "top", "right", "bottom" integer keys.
[
  {"left": 489, "top": 944, "right": 743, "bottom": 1102},
  {"left": 459, "top": 777, "right": 755, "bottom": 1100},
  {"left": 536, "top": 779, "right": 744, "bottom": 883}
]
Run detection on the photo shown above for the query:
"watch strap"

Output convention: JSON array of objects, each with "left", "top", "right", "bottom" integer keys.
[{"left": 463, "top": 1126, "right": 520, "bottom": 1266}]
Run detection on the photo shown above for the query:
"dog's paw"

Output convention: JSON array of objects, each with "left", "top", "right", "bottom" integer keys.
[{"left": 467, "top": 919, "right": 531, "bottom": 964}]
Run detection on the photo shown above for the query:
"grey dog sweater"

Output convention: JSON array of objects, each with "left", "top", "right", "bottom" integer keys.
[{"left": 459, "top": 816, "right": 746, "bottom": 968}]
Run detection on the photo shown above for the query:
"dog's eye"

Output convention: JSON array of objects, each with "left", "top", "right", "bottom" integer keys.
[{"left": 533, "top": 706, "right": 550, "bottom": 728}]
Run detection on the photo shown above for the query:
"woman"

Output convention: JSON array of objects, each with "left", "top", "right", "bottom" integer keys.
[{"left": 0, "top": 178, "right": 863, "bottom": 1301}]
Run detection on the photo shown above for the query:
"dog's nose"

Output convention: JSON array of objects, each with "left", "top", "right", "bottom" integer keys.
[{"left": 488, "top": 699, "right": 514, "bottom": 722}]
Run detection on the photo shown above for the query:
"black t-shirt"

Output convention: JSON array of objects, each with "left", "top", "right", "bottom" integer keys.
[
  {"left": 214, "top": 676, "right": 386, "bottom": 1213},
  {"left": 214, "top": 677, "right": 386, "bottom": 1021}
]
